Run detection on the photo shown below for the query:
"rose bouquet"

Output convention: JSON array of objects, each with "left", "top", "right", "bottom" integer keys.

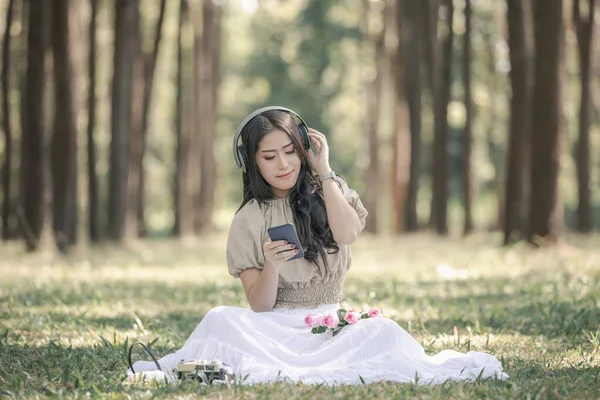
[{"left": 304, "top": 308, "right": 382, "bottom": 337}]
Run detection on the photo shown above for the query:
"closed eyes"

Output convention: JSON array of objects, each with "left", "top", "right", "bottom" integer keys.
[{"left": 265, "top": 149, "right": 296, "bottom": 161}]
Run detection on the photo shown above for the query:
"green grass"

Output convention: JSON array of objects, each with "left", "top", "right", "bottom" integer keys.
[{"left": 1, "top": 232, "right": 600, "bottom": 399}]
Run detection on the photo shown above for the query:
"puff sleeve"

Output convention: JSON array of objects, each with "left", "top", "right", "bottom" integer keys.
[
  {"left": 334, "top": 175, "right": 368, "bottom": 231},
  {"left": 226, "top": 200, "right": 266, "bottom": 278}
]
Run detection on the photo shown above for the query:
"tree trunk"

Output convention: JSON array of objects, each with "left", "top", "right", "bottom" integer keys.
[
  {"left": 363, "top": 0, "right": 384, "bottom": 234},
  {"left": 50, "top": 0, "right": 78, "bottom": 252},
  {"left": 87, "top": 0, "right": 100, "bottom": 242},
  {"left": 504, "top": 0, "right": 532, "bottom": 245},
  {"left": 136, "top": 0, "right": 167, "bottom": 237},
  {"left": 1, "top": 0, "right": 15, "bottom": 240},
  {"left": 462, "top": 0, "right": 473, "bottom": 235},
  {"left": 573, "top": 0, "right": 595, "bottom": 233},
  {"left": 174, "top": 0, "right": 194, "bottom": 236},
  {"left": 128, "top": 2, "right": 143, "bottom": 238},
  {"left": 423, "top": 0, "right": 439, "bottom": 227},
  {"left": 15, "top": 0, "right": 29, "bottom": 241},
  {"left": 192, "top": 0, "right": 220, "bottom": 233},
  {"left": 484, "top": 23, "right": 504, "bottom": 231},
  {"left": 20, "top": 0, "right": 46, "bottom": 251},
  {"left": 431, "top": 0, "right": 454, "bottom": 235},
  {"left": 108, "top": 0, "right": 136, "bottom": 242},
  {"left": 212, "top": 4, "right": 222, "bottom": 121},
  {"left": 422, "top": 0, "right": 438, "bottom": 112},
  {"left": 391, "top": 0, "right": 412, "bottom": 234},
  {"left": 198, "top": 0, "right": 218, "bottom": 234},
  {"left": 528, "top": 0, "right": 564, "bottom": 243},
  {"left": 43, "top": 6, "right": 54, "bottom": 248},
  {"left": 404, "top": 0, "right": 422, "bottom": 232},
  {"left": 191, "top": 16, "right": 202, "bottom": 233},
  {"left": 67, "top": 0, "right": 86, "bottom": 246}
]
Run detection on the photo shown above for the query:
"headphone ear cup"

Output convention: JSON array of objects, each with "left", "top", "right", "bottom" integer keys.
[
  {"left": 237, "top": 144, "right": 249, "bottom": 173},
  {"left": 299, "top": 124, "right": 310, "bottom": 150}
]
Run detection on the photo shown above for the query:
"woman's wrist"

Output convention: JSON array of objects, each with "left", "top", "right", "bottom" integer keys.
[
  {"left": 316, "top": 167, "right": 332, "bottom": 178},
  {"left": 317, "top": 170, "right": 336, "bottom": 184}
]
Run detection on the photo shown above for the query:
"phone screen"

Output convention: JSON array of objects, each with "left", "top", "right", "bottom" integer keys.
[{"left": 267, "top": 223, "right": 304, "bottom": 261}]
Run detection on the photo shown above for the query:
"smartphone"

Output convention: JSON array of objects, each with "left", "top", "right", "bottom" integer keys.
[{"left": 267, "top": 223, "right": 304, "bottom": 261}]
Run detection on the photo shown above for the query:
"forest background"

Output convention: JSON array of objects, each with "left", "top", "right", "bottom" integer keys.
[{"left": 2, "top": 0, "right": 599, "bottom": 250}]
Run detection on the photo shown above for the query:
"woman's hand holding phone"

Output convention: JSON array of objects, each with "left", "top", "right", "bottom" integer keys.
[{"left": 263, "top": 241, "right": 299, "bottom": 267}]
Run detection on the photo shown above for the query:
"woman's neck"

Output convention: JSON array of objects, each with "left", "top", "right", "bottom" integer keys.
[{"left": 271, "top": 188, "right": 290, "bottom": 199}]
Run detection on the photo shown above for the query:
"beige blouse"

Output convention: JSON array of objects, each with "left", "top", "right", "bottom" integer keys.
[{"left": 226, "top": 176, "right": 368, "bottom": 309}]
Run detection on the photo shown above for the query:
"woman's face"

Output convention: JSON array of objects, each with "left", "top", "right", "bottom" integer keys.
[{"left": 255, "top": 128, "right": 301, "bottom": 198}]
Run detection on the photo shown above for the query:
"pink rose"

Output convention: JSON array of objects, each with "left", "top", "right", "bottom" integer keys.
[
  {"left": 304, "top": 313, "right": 322, "bottom": 328},
  {"left": 322, "top": 313, "right": 340, "bottom": 329},
  {"left": 344, "top": 310, "right": 360, "bottom": 324},
  {"left": 368, "top": 308, "right": 382, "bottom": 317}
]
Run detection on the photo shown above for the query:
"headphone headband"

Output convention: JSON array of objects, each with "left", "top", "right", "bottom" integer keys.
[{"left": 232, "top": 106, "right": 309, "bottom": 172}]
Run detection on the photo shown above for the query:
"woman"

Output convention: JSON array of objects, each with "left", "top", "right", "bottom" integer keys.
[{"left": 130, "top": 107, "right": 507, "bottom": 385}]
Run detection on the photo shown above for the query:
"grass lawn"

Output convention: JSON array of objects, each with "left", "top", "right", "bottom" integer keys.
[{"left": 1, "top": 232, "right": 599, "bottom": 399}]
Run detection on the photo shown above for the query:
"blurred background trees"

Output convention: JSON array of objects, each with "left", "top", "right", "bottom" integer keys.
[{"left": 0, "top": 0, "right": 598, "bottom": 252}]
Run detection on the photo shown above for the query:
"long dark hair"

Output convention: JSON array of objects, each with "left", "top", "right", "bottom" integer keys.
[{"left": 237, "top": 110, "right": 339, "bottom": 268}]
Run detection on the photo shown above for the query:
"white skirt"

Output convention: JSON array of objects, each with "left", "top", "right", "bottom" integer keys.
[{"left": 130, "top": 303, "right": 508, "bottom": 385}]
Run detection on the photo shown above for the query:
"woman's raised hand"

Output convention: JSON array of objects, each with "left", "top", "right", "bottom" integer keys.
[
  {"left": 307, "top": 128, "right": 331, "bottom": 177},
  {"left": 263, "top": 240, "right": 299, "bottom": 267}
]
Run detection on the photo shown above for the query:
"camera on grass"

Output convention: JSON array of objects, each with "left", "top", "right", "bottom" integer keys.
[{"left": 175, "top": 359, "right": 234, "bottom": 384}]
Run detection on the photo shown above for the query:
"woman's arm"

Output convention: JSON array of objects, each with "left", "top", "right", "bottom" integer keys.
[
  {"left": 239, "top": 264, "right": 279, "bottom": 312},
  {"left": 239, "top": 240, "right": 298, "bottom": 312},
  {"left": 321, "top": 177, "right": 362, "bottom": 245},
  {"left": 307, "top": 128, "right": 363, "bottom": 245}
]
